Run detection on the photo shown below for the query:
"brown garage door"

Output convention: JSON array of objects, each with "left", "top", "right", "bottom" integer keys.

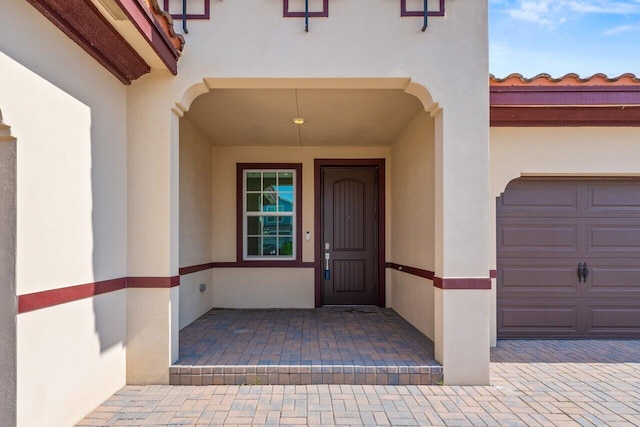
[{"left": 497, "top": 178, "right": 640, "bottom": 338}]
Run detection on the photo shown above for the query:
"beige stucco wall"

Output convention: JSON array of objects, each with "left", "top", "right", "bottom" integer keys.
[
  {"left": 127, "top": 287, "right": 179, "bottom": 384},
  {"left": 435, "top": 288, "right": 490, "bottom": 384},
  {"left": 0, "top": 115, "right": 17, "bottom": 427},
  {"left": 17, "top": 292, "right": 127, "bottom": 427},
  {"left": 179, "top": 119, "right": 215, "bottom": 328},
  {"left": 1, "top": 2, "right": 128, "bottom": 425},
  {"left": 212, "top": 268, "right": 315, "bottom": 308},
  {"left": 489, "top": 126, "right": 640, "bottom": 344},
  {"left": 2, "top": 7, "right": 128, "bottom": 295},
  {"left": 389, "top": 111, "right": 436, "bottom": 339}
]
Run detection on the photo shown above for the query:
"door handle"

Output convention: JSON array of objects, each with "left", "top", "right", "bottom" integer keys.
[
  {"left": 582, "top": 262, "right": 588, "bottom": 283},
  {"left": 324, "top": 253, "right": 330, "bottom": 280},
  {"left": 577, "top": 262, "right": 584, "bottom": 283}
]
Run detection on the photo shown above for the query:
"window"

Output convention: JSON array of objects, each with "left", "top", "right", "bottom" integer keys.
[{"left": 238, "top": 164, "right": 302, "bottom": 262}]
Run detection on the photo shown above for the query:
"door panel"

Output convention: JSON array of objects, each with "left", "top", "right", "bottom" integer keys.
[
  {"left": 322, "top": 167, "right": 377, "bottom": 305},
  {"left": 497, "top": 178, "right": 640, "bottom": 338}
]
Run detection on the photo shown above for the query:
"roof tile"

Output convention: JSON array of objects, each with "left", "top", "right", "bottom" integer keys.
[{"left": 490, "top": 73, "right": 640, "bottom": 86}]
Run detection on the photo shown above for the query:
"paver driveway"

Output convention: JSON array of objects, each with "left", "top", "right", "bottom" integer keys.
[{"left": 78, "top": 340, "right": 640, "bottom": 426}]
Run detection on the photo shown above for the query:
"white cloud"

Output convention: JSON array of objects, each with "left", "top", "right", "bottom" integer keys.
[
  {"left": 603, "top": 23, "right": 640, "bottom": 35},
  {"left": 499, "top": 0, "right": 640, "bottom": 27}
]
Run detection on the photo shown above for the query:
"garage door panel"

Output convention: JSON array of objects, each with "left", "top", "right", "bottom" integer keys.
[
  {"left": 499, "top": 305, "right": 577, "bottom": 329},
  {"left": 500, "top": 266, "right": 577, "bottom": 290},
  {"left": 588, "top": 306, "right": 640, "bottom": 330},
  {"left": 588, "top": 265, "right": 640, "bottom": 290},
  {"left": 499, "top": 225, "right": 578, "bottom": 253},
  {"left": 587, "top": 226, "right": 640, "bottom": 252},
  {"left": 586, "top": 182, "right": 640, "bottom": 212},
  {"left": 498, "top": 181, "right": 579, "bottom": 213}
]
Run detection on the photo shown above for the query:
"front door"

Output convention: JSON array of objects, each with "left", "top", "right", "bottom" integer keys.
[{"left": 321, "top": 166, "right": 378, "bottom": 305}]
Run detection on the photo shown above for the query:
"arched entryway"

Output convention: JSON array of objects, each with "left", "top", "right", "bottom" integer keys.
[{"left": 171, "top": 78, "right": 448, "bottom": 385}]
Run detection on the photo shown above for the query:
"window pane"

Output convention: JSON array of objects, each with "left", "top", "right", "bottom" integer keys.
[
  {"left": 263, "top": 237, "right": 277, "bottom": 256},
  {"left": 279, "top": 237, "right": 293, "bottom": 256},
  {"left": 263, "top": 172, "right": 276, "bottom": 190},
  {"left": 278, "top": 172, "right": 293, "bottom": 187},
  {"left": 262, "top": 215, "right": 276, "bottom": 236},
  {"left": 247, "top": 237, "right": 260, "bottom": 256},
  {"left": 262, "top": 193, "right": 277, "bottom": 212},
  {"left": 278, "top": 192, "right": 294, "bottom": 212},
  {"left": 247, "top": 216, "right": 261, "bottom": 235},
  {"left": 246, "top": 172, "right": 261, "bottom": 191},
  {"left": 278, "top": 217, "right": 293, "bottom": 235},
  {"left": 246, "top": 193, "right": 261, "bottom": 212}
]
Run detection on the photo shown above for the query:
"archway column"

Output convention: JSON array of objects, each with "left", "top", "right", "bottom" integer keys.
[
  {"left": 432, "top": 102, "right": 491, "bottom": 385},
  {"left": 125, "top": 94, "right": 180, "bottom": 384}
]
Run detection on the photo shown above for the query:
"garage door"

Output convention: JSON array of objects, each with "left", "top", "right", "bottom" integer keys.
[{"left": 497, "top": 178, "right": 640, "bottom": 338}]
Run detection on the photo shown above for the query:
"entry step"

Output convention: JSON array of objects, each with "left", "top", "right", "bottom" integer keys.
[{"left": 169, "top": 364, "right": 443, "bottom": 386}]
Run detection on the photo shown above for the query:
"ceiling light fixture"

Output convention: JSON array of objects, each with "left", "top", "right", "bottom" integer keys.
[{"left": 292, "top": 118, "right": 306, "bottom": 125}]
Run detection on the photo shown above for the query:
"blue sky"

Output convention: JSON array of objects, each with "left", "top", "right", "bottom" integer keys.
[{"left": 489, "top": 0, "right": 640, "bottom": 78}]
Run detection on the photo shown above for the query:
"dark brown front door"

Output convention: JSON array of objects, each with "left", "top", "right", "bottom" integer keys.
[
  {"left": 497, "top": 178, "right": 640, "bottom": 338},
  {"left": 321, "top": 167, "right": 378, "bottom": 305}
]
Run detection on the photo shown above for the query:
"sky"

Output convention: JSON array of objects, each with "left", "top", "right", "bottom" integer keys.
[{"left": 489, "top": 0, "right": 640, "bottom": 78}]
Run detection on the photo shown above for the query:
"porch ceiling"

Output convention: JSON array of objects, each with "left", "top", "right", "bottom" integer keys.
[{"left": 184, "top": 89, "right": 423, "bottom": 146}]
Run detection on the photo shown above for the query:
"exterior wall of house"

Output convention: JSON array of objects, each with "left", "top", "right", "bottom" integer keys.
[
  {"left": 179, "top": 119, "right": 214, "bottom": 329},
  {"left": 389, "top": 111, "right": 436, "bottom": 339},
  {"left": 209, "top": 145, "right": 391, "bottom": 308},
  {"left": 124, "top": 0, "right": 489, "bottom": 384},
  {"left": 489, "top": 126, "right": 640, "bottom": 344},
  {"left": 1, "top": 2, "right": 128, "bottom": 425}
]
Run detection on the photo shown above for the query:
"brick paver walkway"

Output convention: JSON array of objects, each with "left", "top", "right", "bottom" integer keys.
[
  {"left": 171, "top": 308, "right": 441, "bottom": 386},
  {"left": 78, "top": 340, "right": 640, "bottom": 426}
]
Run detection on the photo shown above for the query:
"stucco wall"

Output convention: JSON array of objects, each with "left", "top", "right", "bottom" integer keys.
[
  {"left": 389, "top": 111, "right": 436, "bottom": 339},
  {"left": 179, "top": 119, "right": 214, "bottom": 328},
  {"left": 210, "top": 145, "right": 390, "bottom": 307},
  {"left": 489, "top": 126, "right": 640, "bottom": 344},
  {"left": 212, "top": 268, "right": 315, "bottom": 308},
  {"left": 17, "top": 292, "right": 126, "bottom": 427},
  {"left": 1, "top": 2, "right": 128, "bottom": 425}
]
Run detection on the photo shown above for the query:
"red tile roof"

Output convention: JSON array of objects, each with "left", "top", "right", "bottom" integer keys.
[
  {"left": 490, "top": 73, "right": 640, "bottom": 86},
  {"left": 490, "top": 73, "right": 640, "bottom": 127},
  {"left": 144, "top": 0, "right": 185, "bottom": 52}
]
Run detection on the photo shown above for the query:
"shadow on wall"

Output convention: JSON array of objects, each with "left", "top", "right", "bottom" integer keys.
[
  {"left": 0, "top": 110, "right": 17, "bottom": 427},
  {"left": 90, "top": 102, "right": 128, "bottom": 354}
]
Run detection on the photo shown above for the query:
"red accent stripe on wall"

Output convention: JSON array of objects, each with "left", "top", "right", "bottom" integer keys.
[
  {"left": 127, "top": 276, "right": 180, "bottom": 288},
  {"left": 386, "top": 263, "right": 434, "bottom": 280},
  {"left": 18, "top": 278, "right": 127, "bottom": 314},
  {"left": 179, "top": 263, "right": 215, "bottom": 275},
  {"left": 386, "top": 263, "right": 494, "bottom": 289},
  {"left": 433, "top": 277, "right": 492, "bottom": 290},
  {"left": 18, "top": 276, "right": 181, "bottom": 314}
]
